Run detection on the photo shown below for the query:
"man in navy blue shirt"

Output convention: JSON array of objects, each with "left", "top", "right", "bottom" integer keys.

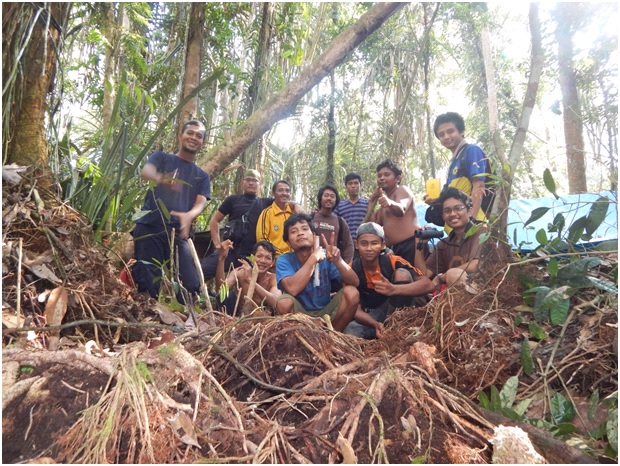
[{"left": 132, "top": 120, "right": 211, "bottom": 301}]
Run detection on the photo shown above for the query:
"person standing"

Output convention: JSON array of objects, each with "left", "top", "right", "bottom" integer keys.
[
  {"left": 275, "top": 213, "right": 359, "bottom": 332},
  {"left": 366, "top": 159, "right": 420, "bottom": 265},
  {"left": 201, "top": 169, "right": 272, "bottom": 280},
  {"left": 255, "top": 180, "right": 300, "bottom": 257},
  {"left": 132, "top": 120, "right": 210, "bottom": 301},
  {"left": 425, "top": 112, "right": 490, "bottom": 223},
  {"left": 311, "top": 184, "right": 355, "bottom": 263},
  {"left": 333, "top": 172, "right": 369, "bottom": 243}
]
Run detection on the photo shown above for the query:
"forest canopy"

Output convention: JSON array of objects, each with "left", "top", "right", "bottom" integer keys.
[{"left": 2, "top": 1, "right": 617, "bottom": 233}]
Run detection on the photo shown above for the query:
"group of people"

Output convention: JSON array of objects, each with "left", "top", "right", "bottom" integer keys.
[{"left": 130, "top": 112, "right": 491, "bottom": 339}]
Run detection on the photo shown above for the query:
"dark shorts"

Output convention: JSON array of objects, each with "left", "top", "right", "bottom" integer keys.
[{"left": 389, "top": 235, "right": 416, "bottom": 265}]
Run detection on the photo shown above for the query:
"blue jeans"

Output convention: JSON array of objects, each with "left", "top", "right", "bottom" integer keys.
[{"left": 131, "top": 223, "right": 199, "bottom": 303}]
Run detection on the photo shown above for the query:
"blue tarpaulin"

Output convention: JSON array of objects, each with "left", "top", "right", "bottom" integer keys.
[{"left": 417, "top": 191, "right": 618, "bottom": 252}]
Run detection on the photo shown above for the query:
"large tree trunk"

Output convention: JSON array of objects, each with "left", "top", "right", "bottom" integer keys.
[
  {"left": 555, "top": 3, "right": 588, "bottom": 194},
  {"left": 178, "top": 2, "right": 205, "bottom": 134},
  {"left": 2, "top": 3, "right": 71, "bottom": 181},
  {"left": 198, "top": 2, "right": 406, "bottom": 178}
]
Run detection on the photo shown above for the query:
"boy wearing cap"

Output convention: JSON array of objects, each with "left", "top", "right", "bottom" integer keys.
[
  {"left": 201, "top": 169, "right": 273, "bottom": 280},
  {"left": 344, "top": 222, "right": 434, "bottom": 339},
  {"left": 275, "top": 213, "right": 360, "bottom": 332}
]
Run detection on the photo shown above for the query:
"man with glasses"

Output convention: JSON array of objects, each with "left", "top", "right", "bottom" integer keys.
[
  {"left": 201, "top": 169, "right": 272, "bottom": 280},
  {"left": 418, "top": 187, "right": 486, "bottom": 289}
]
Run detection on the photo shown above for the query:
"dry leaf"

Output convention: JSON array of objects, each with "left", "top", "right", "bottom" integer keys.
[
  {"left": 30, "top": 264, "right": 61, "bottom": 284},
  {"left": 336, "top": 432, "right": 357, "bottom": 464},
  {"left": 167, "top": 411, "right": 200, "bottom": 448},
  {"left": 45, "top": 287, "right": 68, "bottom": 350}
]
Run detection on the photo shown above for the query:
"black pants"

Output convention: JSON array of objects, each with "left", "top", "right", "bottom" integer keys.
[{"left": 389, "top": 235, "right": 416, "bottom": 265}]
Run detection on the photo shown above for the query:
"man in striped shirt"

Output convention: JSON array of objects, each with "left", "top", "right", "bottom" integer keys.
[{"left": 334, "top": 172, "right": 369, "bottom": 244}]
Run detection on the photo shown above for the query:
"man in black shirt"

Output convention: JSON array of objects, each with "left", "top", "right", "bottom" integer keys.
[{"left": 201, "top": 169, "right": 272, "bottom": 280}]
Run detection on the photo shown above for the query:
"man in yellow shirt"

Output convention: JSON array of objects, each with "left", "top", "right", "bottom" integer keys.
[{"left": 256, "top": 180, "right": 302, "bottom": 257}]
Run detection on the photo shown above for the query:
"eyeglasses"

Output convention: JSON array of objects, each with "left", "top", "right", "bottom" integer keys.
[
  {"left": 442, "top": 205, "right": 468, "bottom": 215},
  {"left": 244, "top": 178, "right": 259, "bottom": 183}
]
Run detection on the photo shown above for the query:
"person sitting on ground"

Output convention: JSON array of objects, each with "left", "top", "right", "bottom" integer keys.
[
  {"left": 343, "top": 222, "right": 434, "bottom": 339},
  {"left": 418, "top": 187, "right": 486, "bottom": 291},
  {"left": 275, "top": 213, "right": 359, "bottom": 332},
  {"left": 311, "top": 184, "right": 355, "bottom": 263},
  {"left": 215, "top": 240, "right": 281, "bottom": 316}
]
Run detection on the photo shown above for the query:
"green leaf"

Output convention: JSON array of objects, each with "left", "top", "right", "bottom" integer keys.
[
  {"left": 497, "top": 407, "right": 523, "bottom": 421},
  {"left": 585, "top": 197, "right": 610, "bottom": 236},
  {"left": 490, "top": 385, "right": 501, "bottom": 411},
  {"left": 595, "top": 240, "right": 618, "bottom": 251},
  {"left": 543, "top": 168, "right": 559, "bottom": 199},
  {"left": 535, "top": 228, "right": 549, "bottom": 246},
  {"left": 219, "top": 282, "right": 229, "bottom": 303},
  {"left": 157, "top": 198, "right": 171, "bottom": 221},
  {"left": 588, "top": 277, "right": 618, "bottom": 294},
  {"left": 547, "top": 257, "right": 558, "bottom": 278},
  {"left": 567, "top": 216, "right": 588, "bottom": 243},
  {"left": 551, "top": 422, "right": 578, "bottom": 436},
  {"left": 588, "top": 389, "right": 600, "bottom": 422},
  {"left": 532, "top": 286, "right": 551, "bottom": 322},
  {"left": 606, "top": 407, "right": 618, "bottom": 452},
  {"left": 550, "top": 392, "right": 576, "bottom": 424},
  {"left": 549, "top": 296, "right": 570, "bottom": 326},
  {"left": 557, "top": 257, "right": 601, "bottom": 288},
  {"left": 478, "top": 391, "right": 491, "bottom": 409},
  {"left": 525, "top": 207, "right": 550, "bottom": 227},
  {"left": 528, "top": 321, "right": 548, "bottom": 340},
  {"left": 131, "top": 209, "right": 152, "bottom": 222},
  {"left": 499, "top": 376, "right": 519, "bottom": 409},
  {"left": 548, "top": 213, "right": 566, "bottom": 234},
  {"left": 521, "top": 338, "right": 534, "bottom": 376},
  {"left": 514, "top": 313, "right": 524, "bottom": 326},
  {"left": 514, "top": 398, "right": 532, "bottom": 416}
]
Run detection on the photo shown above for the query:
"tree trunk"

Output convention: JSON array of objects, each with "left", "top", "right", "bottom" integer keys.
[
  {"left": 482, "top": 4, "right": 544, "bottom": 264},
  {"left": 2, "top": 3, "right": 71, "bottom": 181},
  {"left": 326, "top": 70, "right": 336, "bottom": 186},
  {"left": 555, "top": 3, "right": 588, "bottom": 194},
  {"left": 178, "top": 2, "right": 205, "bottom": 133},
  {"left": 198, "top": 2, "right": 406, "bottom": 178}
]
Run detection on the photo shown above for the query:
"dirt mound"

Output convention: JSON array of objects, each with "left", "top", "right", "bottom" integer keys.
[{"left": 2, "top": 167, "right": 616, "bottom": 463}]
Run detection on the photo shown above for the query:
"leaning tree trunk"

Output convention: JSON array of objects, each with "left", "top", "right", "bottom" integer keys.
[
  {"left": 555, "top": 3, "right": 588, "bottom": 194},
  {"left": 198, "top": 2, "right": 407, "bottom": 178},
  {"left": 2, "top": 3, "right": 71, "bottom": 184},
  {"left": 482, "top": 4, "right": 544, "bottom": 264}
]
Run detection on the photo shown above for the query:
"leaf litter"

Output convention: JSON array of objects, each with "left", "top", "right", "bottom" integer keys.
[{"left": 2, "top": 167, "right": 616, "bottom": 463}]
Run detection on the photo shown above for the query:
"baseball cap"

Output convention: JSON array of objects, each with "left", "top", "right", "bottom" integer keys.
[
  {"left": 357, "top": 222, "right": 384, "bottom": 240},
  {"left": 244, "top": 169, "right": 261, "bottom": 180}
]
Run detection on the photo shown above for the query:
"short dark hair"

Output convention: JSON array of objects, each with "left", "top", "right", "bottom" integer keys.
[
  {"left": 283, "top": 213, "right": 315, "bottom": 243},
  {"left": 271, "top": 179, "right": 291, "bottom": 193},
  {"left": 181, "top": 119, "right": 206, "bottom": 134},
  {"left": 376, "top": 159, "right": 402, "bottom": 177},
  {"left": 433, "top": 112, "right": 465, "bottom": 137},
  {"left": 317, "top": 184, "right": 340, "bottom": 209},
  {"left": 438, "top": 187, "right": 473, "bottom": 210},
  {"left": 253, "top": 241, "right": 276, "bottom": 259},
  {"left": 344, "top": 172, "right": 362, "bottom": 184}
]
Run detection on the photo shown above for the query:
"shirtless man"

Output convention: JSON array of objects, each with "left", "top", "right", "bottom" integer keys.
[
  {"left": 215, "top": 239, "right": 281, "bottom": 315},
  {"left": 366, "top": 159, "right": 420, "bottom": 265}
]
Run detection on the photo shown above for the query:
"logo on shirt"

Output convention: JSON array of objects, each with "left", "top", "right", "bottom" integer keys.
[{"left": 274, "top": 225, "right": 279, "bottom": 231}]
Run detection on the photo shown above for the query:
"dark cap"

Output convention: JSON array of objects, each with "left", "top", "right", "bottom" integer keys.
[{"left": 356, "top": 222, "right": 384, "bottom": 240}]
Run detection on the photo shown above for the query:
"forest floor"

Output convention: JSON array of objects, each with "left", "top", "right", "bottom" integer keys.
[{"left": 2, "top": 167, "right": 617, "bottom": 464}]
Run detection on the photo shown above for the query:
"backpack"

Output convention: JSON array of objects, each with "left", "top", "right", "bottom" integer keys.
[{"left": 424, "top": 144, "right": 496, "bottom": 226}]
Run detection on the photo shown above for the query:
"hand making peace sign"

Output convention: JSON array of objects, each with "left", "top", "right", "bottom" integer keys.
[{"left": 321, "top": 232, "right": 341, "bottom": 263}]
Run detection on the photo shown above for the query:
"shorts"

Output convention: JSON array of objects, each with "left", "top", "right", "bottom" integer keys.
[{"left": 276, "top": 288, "right": 345, "bottom": 321}]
